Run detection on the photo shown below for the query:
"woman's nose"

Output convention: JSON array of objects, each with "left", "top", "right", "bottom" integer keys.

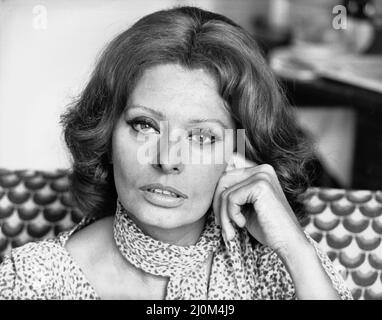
[{"left": 152, "top": 138, "right": 185, "bottom": 174}]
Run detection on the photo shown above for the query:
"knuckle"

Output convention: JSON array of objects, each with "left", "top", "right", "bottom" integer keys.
[
  {"left": 220, "top": 189, "right": 229, "bottom": 200},
  {"left": 262, "top": 163, "right": 274, "bottom": 171},
  {"left": 231, "top": 209, "right": 240, "bottom": 216},
  {"left": 217, "top": 174, "right": 229, "bottom": 186},
  {"left": 254, "top": 172, "right": 272, "bottom": 184},
  {"left": 256, "top": 179, "right": 270, "bottom": 190},
  {"left": 227, "top": 192, "right": 235, "bottom": 203},
  {"left": 259, "top": 164, "right": 276, "bottom": 175}
]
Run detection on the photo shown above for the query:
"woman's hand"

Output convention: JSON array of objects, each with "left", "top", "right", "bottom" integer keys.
[
  {"left": 212, "top": 157, "right": 308, "bottom": 256},
  {"left": 212, "top": 155, "right": 346, "bottom": 299}
]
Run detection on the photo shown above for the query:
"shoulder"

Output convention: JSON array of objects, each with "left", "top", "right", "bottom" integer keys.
[
  {"left": 0, "top": 217, "right": 109, "bottom": 300},
  {"left": 65, "top": 216, "right": 116, "bottom": 272}
]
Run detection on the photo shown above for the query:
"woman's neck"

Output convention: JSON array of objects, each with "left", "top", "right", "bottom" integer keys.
[{"left": 129, "top": 214, "right": 207, "bottom": 246}]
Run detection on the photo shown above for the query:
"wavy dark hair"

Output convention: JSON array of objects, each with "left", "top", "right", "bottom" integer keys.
[{"left": 61, "top": 6, "right": 312, "bottom": 221}]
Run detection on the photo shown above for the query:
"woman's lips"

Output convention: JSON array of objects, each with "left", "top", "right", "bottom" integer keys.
[
  {"left": 139, "top": 184, "right": 188, "bottom": 198},
  {"left": 139, "top": 184, "right": 188, "bottom": 208},
  {"left": 140, "top": 189, "right": 186, "bottom": 208}
]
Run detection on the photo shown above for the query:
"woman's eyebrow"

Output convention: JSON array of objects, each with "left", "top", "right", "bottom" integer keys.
[
  {"left": 127, "top": 105, "right": 165, "bottom": 119},
  {"left": 128, "top": 104, "right": 229, "bottom": 129},
  {"left": 188, "top": 118, "right": 229, "bottom": 130}
]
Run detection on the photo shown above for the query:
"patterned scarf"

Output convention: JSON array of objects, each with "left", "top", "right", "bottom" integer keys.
[{"left": 113, "top": 200, "right": 228, "bottom": 299}]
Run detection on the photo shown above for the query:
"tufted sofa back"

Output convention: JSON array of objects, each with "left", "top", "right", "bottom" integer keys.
[
  {"left": 301, "top": 188, "right": 382, "bottom": 300},
  {"left": 1, "top": 169, "right": 382, "bottom": 300}
]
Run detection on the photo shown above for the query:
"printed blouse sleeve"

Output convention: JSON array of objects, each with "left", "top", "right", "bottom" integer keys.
[
  {"left": 304, "top": 231, "right": 354, "bottom": 300},
  {"left": 0, "top": 242, "right": 58, "bottom": 300},
  {"left": 254, "top": 244, "right": 296, "bottom": 300},
  {"left": 0, "top": 255, "right": 17, "bottom": 299}
]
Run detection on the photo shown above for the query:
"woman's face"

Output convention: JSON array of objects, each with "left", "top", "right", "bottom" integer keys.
[{"left": 112, "top": 64, "right": 236, "bottom": 235}]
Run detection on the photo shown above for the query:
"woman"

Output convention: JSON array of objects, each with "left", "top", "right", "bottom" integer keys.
[{"left": 0, "top": 6, "right": 352, "bottom": 300}]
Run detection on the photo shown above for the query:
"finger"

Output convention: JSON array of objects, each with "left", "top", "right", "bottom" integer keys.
[
  {"left": 213, "top": 164, "right": 278, "bottom": 228},
  {"left": 225, "top": 177, "right": 261, "bottom": 229},
  {"left": 213, "top": 167, "right": 257, "bottom": 224},
  {"left": 230, "top": 164, "right": 285, "bottom": 202},
  {"left": 226, "top": 181, "right": 258, "bottom": 229},
  {"left": 224, "top": 174, "right": 277, "bottom": 233},
  {"left": 219, "top": 176, "right": 259, "bottom": 240},
  {"left": 220, "top": 189, "right": 236, "bottom": 242},
  {"left": 227, "top": 195, "right": 247, "bottom": 229},
  {"left": 212, "top": 184, "right": 222, "bottom": 226},
  {"left": 247, "top": 164, "right": 284, "bottom": 195},
  {"left": 227, "top": 200, "right": 247, "bottom": 228}
]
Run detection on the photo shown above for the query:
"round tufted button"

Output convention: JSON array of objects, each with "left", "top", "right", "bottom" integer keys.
[
  {"left": 301, "top": 189, "right": 316, "bottom": 201},
  {"left": 43, "top": 207, "right": 68, "bottom": 223},
  {"left": 0, "top": 237, "right": 9, "bottom": 252},
  {"left": 17, "top": 206, "right": 40, "bottom": 221},
  {"left": 0, "top": 169, "right": 10, "bottom": 176},
  {"left": 351, "top": 288, "right": 362, "bottom": 300},
  {"left": 41, "top": 170, "right": 67, "bottom": 180},
  {"left": 33, "top": 192, "right": 57, "bottom": 206},
  {"left": 359, "top": 205, "right": 382, "bottom": 218},
  {"left": 371, "top": 219, "right": 382, "bottom": 235},
  {"left": 0, "top": 205, "right": 13, "bottom": 219},
  {"left": 11, "top": 238, "right": 29, "bottom": 249},
  {"left": 368, "top": 253, "right": 382, "bottom": 270},
  {"left": 299, "top": 216, "right": 311, "bottom": 228},
  {"left": 24, "top": 175, "right": 47, "bottom": 190},
  {"left": 304, "top": 200, "right": 327, "bottom": 215},
  {"left": 318, "top": 189, "right": 344, "bottom": 202},
  {"left": 339, "top": 251, "right": 365, "bottom": 269},
  {"left": 308, "top": 231, "right": 323, "bottom": 243},
  {"left": 351, "top": 270, "right": 378, "bottom": 287},
  {"left": 330, "top": 201, "right": 355, "bottom": 217},
  {"left": 0, "top": 173, "right": 21, "bottom": 188},
  {"left": 343, "top": 218, "right": 369, "bottom": 233},
  {"left": 326, "top": 233, "right": 353, "bottom": 250},
  {"left": 327, "top": 251, "right": 338, "bottom": 262},
  {"left": 71, "top": 208, "right": 84, "bottom": 224},
  {"left": 346, "top": 191, "right": 373, "bottom": 204},
  {"left": 53, "top": 224, "right": 70, "bottom": 236},
  {"left": 375, "top": 191, "right": 382, "bottom": 204},
  {"left": 50, "top": 177, "right": 70, "bottom": 193},
  {"left": 313, "top": 217, "right": 340, "bottom": 231},
  {"left": 355, "top": 236, "right": 382, "bottom": 251},
  {"left": 8, "top": 190, "right": 31, "bottom": 205},
  {"left": 1, "top": 221, "right": 24, "bottom": 237},
  {"left": 14, "top": 170, "right": 38, "bottom": 180},
  {"left": 26, "top": 223, "right": 51, "bottom": 238},
  {"left": 364, "top": 288, "right": 382, "bottom": 300},
  {"left": 60, "top": 193, "right": 75, "bottom": 207}
]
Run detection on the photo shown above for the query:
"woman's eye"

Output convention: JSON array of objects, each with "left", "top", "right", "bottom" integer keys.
[
  {"left": 189, "top": 130, "right": 216, "bottom": 145},
  {"left": 127, "top": 118, "right": 158, "bottom": 134}
]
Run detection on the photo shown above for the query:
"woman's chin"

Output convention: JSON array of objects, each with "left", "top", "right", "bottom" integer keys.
[{"left": 130, "top": 208, "right": 189, "bottom": 230}]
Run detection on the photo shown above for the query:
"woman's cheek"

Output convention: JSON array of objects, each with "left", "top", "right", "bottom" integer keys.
[{"left": 193, "top": 164, "right": 225, "bottom": 197}]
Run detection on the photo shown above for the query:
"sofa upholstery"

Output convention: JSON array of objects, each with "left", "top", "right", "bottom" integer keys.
[{"left": 1, "top": 169, "right": 382, "bottom": 300}]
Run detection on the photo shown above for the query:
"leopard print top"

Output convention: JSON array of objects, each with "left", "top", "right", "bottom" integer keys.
[{"left": 0, "top": 215, "right": 353, "bottom": 300}]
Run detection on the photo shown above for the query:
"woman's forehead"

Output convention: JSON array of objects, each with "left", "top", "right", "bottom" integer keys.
[{"left": 128, "top": 64, "right": 233, "bottom": 127}]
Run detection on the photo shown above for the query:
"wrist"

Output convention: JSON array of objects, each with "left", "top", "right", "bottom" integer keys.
[{"left": 274, "top": 232, "right": 314, "bottom": 268}]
